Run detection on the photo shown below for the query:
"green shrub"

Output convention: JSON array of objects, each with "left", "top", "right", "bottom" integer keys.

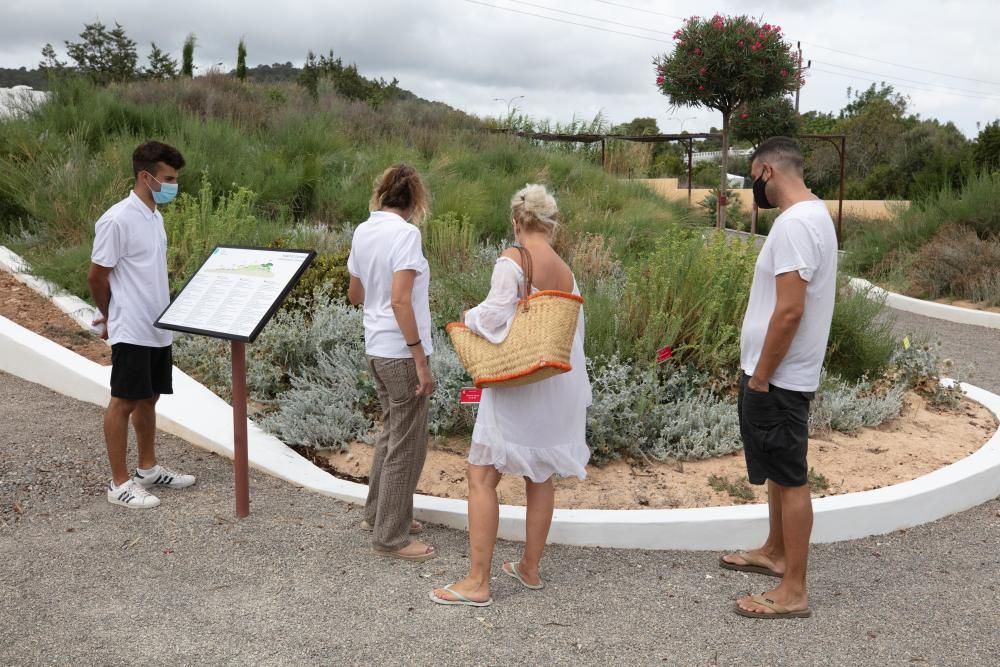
[
  {"left": 163, "top": 174, "right": 286, "bottom": 293},
  {"left": 620, "top": 229, "right": 756, "bottom": 372},
  {"left": 708, "top": 474, "right": 756, "bottom": 503},
  {"left": 826, "top": 280, "right": 897, "bottom": 381},
  {"left": 284, "top": 244, "right": 352, "bottom": 308}
]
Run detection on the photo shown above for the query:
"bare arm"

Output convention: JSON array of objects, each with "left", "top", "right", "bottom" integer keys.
[
  {"left": 390, "top": 270, "right": 434, "bottom": 396},
  {"left": 348, "top": 276, "right": 365, "bottom": 306},
  {"left": 748, "top": 271, "right": 807, "bottom": 392},
  {"left": 87, "top": 263, "right": 113, "bottom": 339}
]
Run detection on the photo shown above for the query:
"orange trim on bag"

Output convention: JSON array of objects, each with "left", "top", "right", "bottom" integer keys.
[
  {"left": 474, "top": 360, "right": 573, "bottom": 388},
  {"left": 528, "top": 290, "right": 584, "bottom": 303},
  {"left": 445, "top": 291, "right": 584, "bottom": 333}
]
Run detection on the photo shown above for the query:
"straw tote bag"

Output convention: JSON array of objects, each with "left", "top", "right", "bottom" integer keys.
[{"left": 446, "top": 245, "right": 583, "bottom": 389}]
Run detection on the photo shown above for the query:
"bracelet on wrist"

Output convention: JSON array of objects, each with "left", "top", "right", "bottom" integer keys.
[{"left": 406, "top": 339, "right": 422, "bottom": 347}]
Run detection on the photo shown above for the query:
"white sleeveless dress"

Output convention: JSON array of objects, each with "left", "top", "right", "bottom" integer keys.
[{"left": 462, "top": 257, "right": 592, "bottom": 482}]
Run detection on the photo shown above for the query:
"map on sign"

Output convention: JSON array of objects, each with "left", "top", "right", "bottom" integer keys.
[{"left": 155, "top": 246, "right": 315, "bottom": 342}]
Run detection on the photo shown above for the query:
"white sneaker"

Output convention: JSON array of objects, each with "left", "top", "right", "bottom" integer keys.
[
  {"left": 133, "top": 464, "right": 196, "bottom": 490},
  {"left": 107, "top": 480, "right": 160, "bottom": 509}
]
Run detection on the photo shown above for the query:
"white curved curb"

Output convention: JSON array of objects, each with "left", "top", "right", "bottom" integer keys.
[
  {"left": 2, "top": 312, "right": 999, "bottom": 550},
  {"left": 850, "top": 277, "right": 1000, "bottom": 330}
]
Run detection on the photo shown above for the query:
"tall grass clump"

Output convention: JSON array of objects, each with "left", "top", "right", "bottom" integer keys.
[
  {"left": 163, "top": 174, "right": 286, "bottom": 293},
  {"left": 844, "top": 171, "right": 1000, "bottom": 289},
  {"left": 620, "top": 229, "right": 757, "bottom": 373}
]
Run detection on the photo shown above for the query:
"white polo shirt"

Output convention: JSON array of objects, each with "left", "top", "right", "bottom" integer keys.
[
  {"left": 740, "top": 199, "right": 838, "bottom": 392},
  {"left": 91, "top": 192, "right": 173, "bottom": 348},
  {"left": 347, "top": 211, "right": 433, "bottom": 358}
]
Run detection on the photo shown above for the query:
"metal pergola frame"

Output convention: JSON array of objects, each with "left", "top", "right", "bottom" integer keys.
[{"left": 489, "top": 129, "right": 849, "bottom": 246}]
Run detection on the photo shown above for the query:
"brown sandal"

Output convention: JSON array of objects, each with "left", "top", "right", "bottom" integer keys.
[
  {"left": 734, "top": 594, "right": 811, "bottom": 619},
  {"left": 360, "top": 519, "right": 424, "bottom": 535},
  {"left": 718, "top": 552, "right": 783, "bottom": 578},
  {"left": 373, "top": 543, "right": 437, "bottom": 562}
]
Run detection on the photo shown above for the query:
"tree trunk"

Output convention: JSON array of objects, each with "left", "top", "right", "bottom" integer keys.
[{"left": 718, "top": 111, "right": 731, "bottom": 230}]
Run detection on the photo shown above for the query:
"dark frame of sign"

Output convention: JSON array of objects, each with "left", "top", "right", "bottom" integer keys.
[{"left": 154, "top": 245, "right": 316, "bottom": 343}]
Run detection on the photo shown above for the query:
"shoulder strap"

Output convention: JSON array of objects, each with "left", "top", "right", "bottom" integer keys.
[{"left": 513, "top": 243, "right": 533, "bottom": 312}]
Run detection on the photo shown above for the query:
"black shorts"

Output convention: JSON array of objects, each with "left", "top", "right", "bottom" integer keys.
[
  {"left": 110, "top": 343, "right": 173, "bottom": 401},
  {"left": 738, "top": 373, "right": 814, "bottom": 487}
]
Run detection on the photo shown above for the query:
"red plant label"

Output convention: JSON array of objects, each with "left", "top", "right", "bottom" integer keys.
[
  {"left": 656, "top": 346, "right": 674, "bottom": 364},
  {"left": 459, "top": 388, "right": 483, "bottom": 404}
]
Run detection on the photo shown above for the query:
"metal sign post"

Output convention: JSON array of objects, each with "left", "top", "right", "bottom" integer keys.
[{"left": 231, "top": 340, "right": 250, "bottom": 517}]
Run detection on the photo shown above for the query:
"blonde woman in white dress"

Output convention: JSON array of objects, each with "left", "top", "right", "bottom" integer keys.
[{"left": 430, "top": 184, "right": 592, "bottom": 607}]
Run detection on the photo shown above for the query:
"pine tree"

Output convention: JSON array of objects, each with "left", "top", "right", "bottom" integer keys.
[
  {"left": 39, "top": 44, "right": 66, "bottom": 73},
  {"left": 145, "top": 43, "right": 178, "bottom": 80},
  {"left": 63, "top": 21, "right": 138, "bottom": 84},
  {"left": 298, "top": 50, "right": 320, "bottom": 101}
]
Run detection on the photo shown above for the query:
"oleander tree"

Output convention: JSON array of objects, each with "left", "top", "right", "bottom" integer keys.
[{"left": 655, "top": 14, "right": 800, "bottom": 228}]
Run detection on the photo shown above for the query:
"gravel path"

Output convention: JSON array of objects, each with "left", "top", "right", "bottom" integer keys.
[
  {"left": 1, "top": 371, "right": 998, "bottom": 666},
  {"left": 890, "top": 309, "right": 1000, "bottom": 394}
]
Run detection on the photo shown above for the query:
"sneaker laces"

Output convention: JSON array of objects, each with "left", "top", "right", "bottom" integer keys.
[
  {"left": 155, "top": 465, "right": 182, "bottom": 482},
  {"left": 125, "top": 480, "right": 153, "bottom": 499}
]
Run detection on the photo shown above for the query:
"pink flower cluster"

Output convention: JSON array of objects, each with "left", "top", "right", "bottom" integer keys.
[
  {"left": 712, "top": 14, "right": 725, "bottom": 30},
  {"left": 673, "top": 29, "right": 683, "bottom": 40},
  {"left": 656, "top": 75, "right": 665, "bottom": 85}
]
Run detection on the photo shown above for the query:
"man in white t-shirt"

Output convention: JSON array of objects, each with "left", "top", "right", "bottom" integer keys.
[
  {"left": 720, "top": 137, "right": 838, "bottom": 620},
  {"left": 88, "top": 141, "right": 196, "bottom": 509}
]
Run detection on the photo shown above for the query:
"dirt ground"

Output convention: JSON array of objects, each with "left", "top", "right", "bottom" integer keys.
[
  {"left": 322, "top": 392, "right": 996, "bottom": 509},
  {"left": 932, "top": 297, "right": 1000, "bottom": 314},
  {"left": 0, "top": 271, "right": 110, "bottom": 365}
]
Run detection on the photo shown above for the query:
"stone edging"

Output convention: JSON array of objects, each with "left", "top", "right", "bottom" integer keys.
[
  {"left": 3, "top": 246, "right": 999, "bottom": 550},
  {"left": 850, "top": 277, "right": 1000, "bottom": 330}
]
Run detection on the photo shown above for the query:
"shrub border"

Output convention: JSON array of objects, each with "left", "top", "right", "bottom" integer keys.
[
  {"left": 849, "top": 277, "right": 1000, "bottom": 330},
  {"left": 3, "top": 246, "right": 1000, "bottom": 550}
]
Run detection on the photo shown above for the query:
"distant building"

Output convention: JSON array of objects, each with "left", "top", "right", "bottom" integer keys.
[{"left": 0, "top": 86, "right": 49, "bottom": 120}]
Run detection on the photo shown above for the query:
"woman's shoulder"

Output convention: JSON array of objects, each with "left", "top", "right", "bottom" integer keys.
[{"left": 498, "top": 247, "right": 523, "bottom": 270}]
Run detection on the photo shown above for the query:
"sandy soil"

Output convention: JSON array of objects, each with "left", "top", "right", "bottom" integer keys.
[
  {"left": 0, "top": 271, "right": 111, "bottom": 365},
  {"left": 932, "top": 297, "right": 1000, "bottom": 314},
  {"left": 320, "top": 392, "right": 996, "bottom": 509}
]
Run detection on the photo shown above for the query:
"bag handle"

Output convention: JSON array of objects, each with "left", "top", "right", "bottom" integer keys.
[{"left": 513, "top": 242, "right": 533, "bottom": 312}]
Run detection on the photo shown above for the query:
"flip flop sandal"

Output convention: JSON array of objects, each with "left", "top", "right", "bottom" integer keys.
[
  {"left": 502, "top": 561, "right": 545, "bottom": 590},
  {"left": 429, "top": 584, "right": 493, "bottom": 607},
  {"left": 718, "top": 553, "right": 784, "bottom": 578},
  {"left": 360, "top": 520, "right": 424, "bottom": 535},
  {"left": 734, "top": 594, "right": 811, "bottom": 619},
  {"left": 373, "top": 544, "right": 437, "bottom": 562}
]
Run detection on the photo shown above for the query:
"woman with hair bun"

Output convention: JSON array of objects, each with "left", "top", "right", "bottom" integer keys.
[
  {"left": 347, "top": 163, "right": 437, "bottom": 561},
  {"left": 431, "top": 184, "right": 592, "bottom": 607}
]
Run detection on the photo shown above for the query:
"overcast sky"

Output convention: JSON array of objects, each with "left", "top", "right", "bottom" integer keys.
[{"left": 2, "top": 0, "right": 997, "bottom": 137}]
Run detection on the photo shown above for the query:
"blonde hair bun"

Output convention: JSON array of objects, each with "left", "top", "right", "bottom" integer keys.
[{"left": 511, "top": 184, "right": 559, "bottom": 232}]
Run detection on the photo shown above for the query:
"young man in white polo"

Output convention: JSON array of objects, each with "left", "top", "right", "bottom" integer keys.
[
  {"left": 720, "top": 136, "right": 838, "bottom": 619},
  {"left": 88, "top": 140, "right": 196, "bottom": 509}
]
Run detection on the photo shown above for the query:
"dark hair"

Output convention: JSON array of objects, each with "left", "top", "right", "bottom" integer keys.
[
  {"left": 132, "top": 140, "right": 185, "bottom": 177},
  {"left": 750, "top": 136, "right": 804, "bottom": 174},
  {"left": 370, "top": 163, "right": 431, "bottom": 224}
]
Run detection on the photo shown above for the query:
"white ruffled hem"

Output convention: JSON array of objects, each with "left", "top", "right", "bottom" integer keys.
[{"left": 468, "top": 426, "right": 590, "bottom": 483}]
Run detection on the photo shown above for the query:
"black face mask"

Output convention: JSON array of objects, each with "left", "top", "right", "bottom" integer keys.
[{"left": 752, "top": 174, "right": 776, "bottom": 210}]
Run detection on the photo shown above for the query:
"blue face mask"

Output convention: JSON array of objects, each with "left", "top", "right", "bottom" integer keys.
[{"left": 146, "top": 173, "right": 178, "bottom": 205}]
